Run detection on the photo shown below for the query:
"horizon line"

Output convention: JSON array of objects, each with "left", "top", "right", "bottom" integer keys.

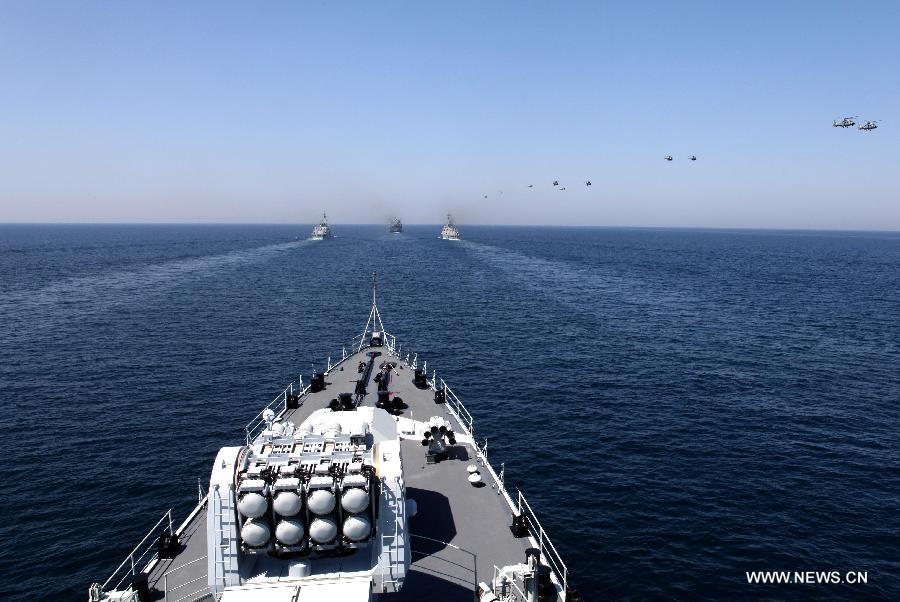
[{"left": 1, "top": 221, "right": 899, "bottom": 234}]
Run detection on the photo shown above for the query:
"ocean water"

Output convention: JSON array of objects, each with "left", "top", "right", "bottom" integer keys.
[{"left": 1, "top": 224, "right": 898, "bottom": 600}]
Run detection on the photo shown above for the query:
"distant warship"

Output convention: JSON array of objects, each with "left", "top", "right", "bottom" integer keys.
[
  {"left": 88, "top": 275, "right": 579, "bottom": 602},
  {"left": 390, "top": 218, "right": 402, "bottom": 234},
  {"left": 309, "top": 212, "right": 334, "bottom": 240},
  {"left": 439, "top": 214, "right": 460, "bottom": 240}
]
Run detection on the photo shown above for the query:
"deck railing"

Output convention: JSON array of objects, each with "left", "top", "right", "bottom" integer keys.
[
  {"left": 426, "top": 370, "right": 569, "bottom": 600},
  {"left": 100, "top": 509, "right": 174, "bottom": 593},
  {"left": 374, "top": 330, "right": 570, "bottom": 599},
  {"left": 384, "top": 332, "right": 396, "bottom": 353},
  {"left": 433, "top": 377, "right": 474, "bottom": 437},
  {"left": 244, "top": 380, "right": 302, "bottom": 444},
  {"left": 352, "top": 330, "right": 397, "bottom": 355},
  {"left": 474, "top": 438, "right": 518, "bottom": 511},
  {"left": 441, "top": 378, "right": 475, "bottom": 437},
  {"left": 517, "top": 489, "right": 568, "bottom": 597}
]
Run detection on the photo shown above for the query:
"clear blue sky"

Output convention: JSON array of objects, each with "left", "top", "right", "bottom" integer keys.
[{"left": 1, "top": 1, "right": 898, "bottom": 229}]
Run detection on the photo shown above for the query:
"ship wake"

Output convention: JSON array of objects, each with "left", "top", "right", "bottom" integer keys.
[
  {"left": 459, "top": 240, "right": 702, "bottom": 321},
  {"left": 0, "top": 240, "right": 308, "bottom": 339}
]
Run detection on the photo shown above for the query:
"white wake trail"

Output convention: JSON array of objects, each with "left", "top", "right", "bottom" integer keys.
[
  {"left": 0, "top": 239, "right": 309, "bottom": 333},
  {"left": 458, "top": 240, "right": 701, "bottom": 319}
]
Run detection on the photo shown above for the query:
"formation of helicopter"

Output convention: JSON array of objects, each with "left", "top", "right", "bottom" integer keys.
[
  {"left": 832, "top": 116, "right": 879, "bottom": 131},
  {"left": 481, "top": 179, "right": 595, "bottom": 197},
  {"left": 475, "top": 115, "right": 886, "bottom": 199},
  {"left": 477, "top": 117, "right": 882, "bottom": 198},
  {"left": 480, "top": 162, "right": 698, "bottom": 197}
]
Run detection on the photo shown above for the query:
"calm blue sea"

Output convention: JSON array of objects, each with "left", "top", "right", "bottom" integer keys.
[{"left": 1, "top": 224, "right": 898, "bottom": 600}]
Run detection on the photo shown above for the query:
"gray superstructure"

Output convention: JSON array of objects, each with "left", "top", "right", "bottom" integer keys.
[{"left": 89, "top": 277, "right": 578, "bottom": 602}]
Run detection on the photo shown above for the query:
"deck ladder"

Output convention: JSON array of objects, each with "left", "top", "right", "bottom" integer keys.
[
  {"left": 212, "top": 484, "right": 237, "bottom": 589},
  {"left": 379, "top": 477, "right": 406, "bottom": 592}
]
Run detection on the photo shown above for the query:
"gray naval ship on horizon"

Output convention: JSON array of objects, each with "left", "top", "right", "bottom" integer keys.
[
  {"left": 309, "top": 213, "right": 334, "bottom": 240},
  {"left": 440, "top": 215, "right": 460, "bottom": 240},
  {"left": 88, "top": 276, "right": 580, "bottom": 602}
]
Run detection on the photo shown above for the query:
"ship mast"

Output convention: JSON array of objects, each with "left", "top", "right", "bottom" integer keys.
[{"left": 358, "top": 271, "right": 386, "bottom": 352}]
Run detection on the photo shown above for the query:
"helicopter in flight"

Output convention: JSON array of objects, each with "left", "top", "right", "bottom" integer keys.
[
  {"left": 585, "top": 180, "right": 592, "bottom": 186},
  {"left": 832, "top": 116, "right": 857, "bottom": 128},
  {"left": 859, "top": 120, "right": 879, "bottom": 131},
  {"left": 552, "top": 180, "right": 559, "bottom": 186},
  {"left": 688, "top": 155, "right": 697, "bottom": 161},
  {"left": 664, "top": 155, "right": 673, "bottom": 161}
]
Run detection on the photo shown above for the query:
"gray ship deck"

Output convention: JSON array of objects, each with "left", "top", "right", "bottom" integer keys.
[{"left": 139, "top": 346, "right": 537, "bottom": 601}]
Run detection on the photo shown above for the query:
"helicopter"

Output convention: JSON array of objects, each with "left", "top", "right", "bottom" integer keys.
[
  {"left": 859, "top": 120, "right": 879, "bottom": 131},
  {"left": 688, "top": 155, "right": 697, "bottom": 161},
  {"left": 559, "top": 187, "right": 567, "bottom": 191},
  {"left": 664, "top": 155, "right": 673, "bottom": 161},
  {"left": 527, "top": 184, "right": 534, "bottom": 188},
  {"left": 552, "top": 180, "right": 559, "bottom": 186},
  {"left": 832, "top": 116, "right": 857, "bottom": 128},
  {"left": 585, "top": 180, "right": 592, "bottom": 186}
]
